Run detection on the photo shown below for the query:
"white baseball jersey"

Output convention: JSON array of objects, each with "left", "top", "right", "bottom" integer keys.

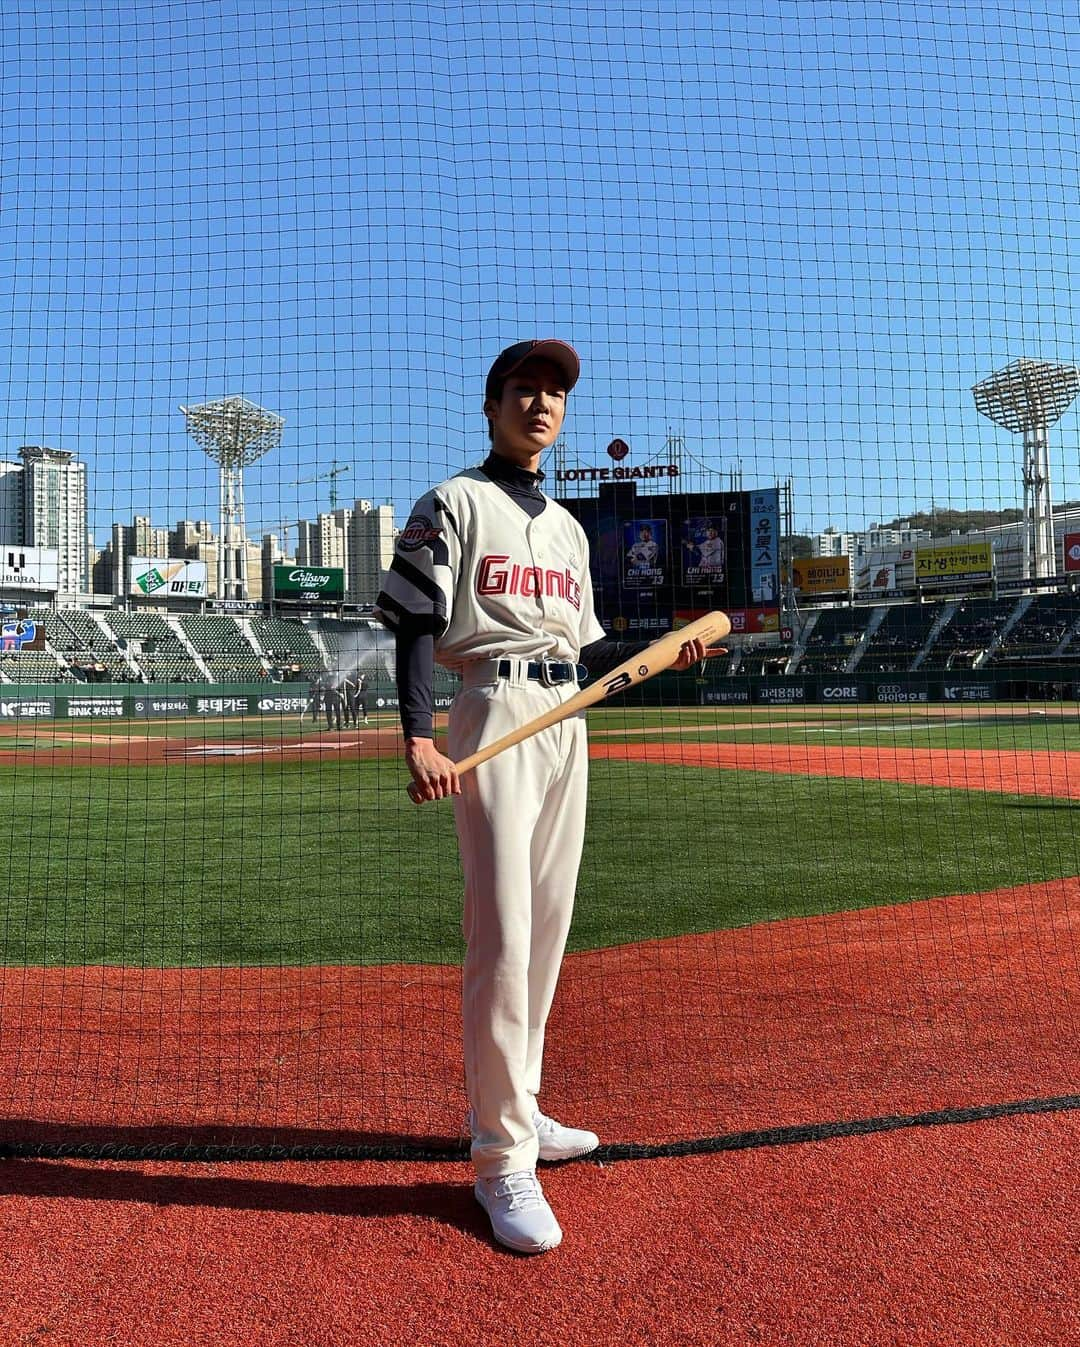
[
  {"left": 376, "top": 467, "right": 605, "bottom": 667},
  {"left": 698, "top": 535, "right": 725, "bottom": 570}
]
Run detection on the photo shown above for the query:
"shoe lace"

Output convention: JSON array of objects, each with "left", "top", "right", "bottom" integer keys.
[{"left": 494, "top": 1172, "right": 544, "bottom": 1213}]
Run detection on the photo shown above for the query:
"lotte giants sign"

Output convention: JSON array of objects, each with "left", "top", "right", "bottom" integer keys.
[{"left": 1064, "top": 532, "right": 1080, "bottom": 572}]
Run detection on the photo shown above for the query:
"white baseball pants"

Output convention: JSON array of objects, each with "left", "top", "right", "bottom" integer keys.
[{"left": 448, "top": 664, "right": 588, "bottom": 1178}]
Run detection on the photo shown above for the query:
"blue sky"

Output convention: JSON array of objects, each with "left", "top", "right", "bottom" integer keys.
[{"left": 2, "top": 0, "right": 1080, "bottom": 540}]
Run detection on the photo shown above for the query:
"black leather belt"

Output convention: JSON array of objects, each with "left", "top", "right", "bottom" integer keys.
[{"left": 496, "top": 659, "right": 587, "bottom": 686}]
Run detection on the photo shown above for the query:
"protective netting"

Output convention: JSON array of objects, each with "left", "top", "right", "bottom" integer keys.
[{"left": 0, "top": 1, "right": 1078, "bottom": 1160}]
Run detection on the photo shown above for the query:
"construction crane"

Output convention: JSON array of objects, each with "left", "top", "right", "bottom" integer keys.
[{"left": 291, "top": 461, "right": 352, "bottom": 510}]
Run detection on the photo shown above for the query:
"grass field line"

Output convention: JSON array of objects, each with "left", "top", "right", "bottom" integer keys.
[{"left": 794, "top": 719, "right": 975, "bottom": 735}]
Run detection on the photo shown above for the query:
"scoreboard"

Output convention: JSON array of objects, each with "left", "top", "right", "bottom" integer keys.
[{"left": 559, "top": 482, "right": 780, "bottom": 637}]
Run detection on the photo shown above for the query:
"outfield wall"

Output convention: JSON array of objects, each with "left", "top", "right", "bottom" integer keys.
[
  {"left": 0, "top": 680, "right": 454, "bottom": 720},
  {"left": 698, "top": 670, "right": 1080, "bottom": 707},
  {"left": 1, "top": 669, "right": 1079, "bottom": 720}
]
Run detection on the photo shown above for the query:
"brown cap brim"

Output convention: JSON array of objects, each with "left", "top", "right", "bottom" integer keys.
[{"left": 485, "top": 339, "right": 581, "bottom": 401}]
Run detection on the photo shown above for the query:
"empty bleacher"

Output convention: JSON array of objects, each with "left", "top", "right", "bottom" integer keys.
[
  {"left": 316, "top": 618, "right": 389, "bottom": 675},
  {"left": 796, "top": 608, "right": 871, "bottom": 673},
  {"left": 736, "top": 647, "right": 790, "bottom": 676},
  {"left": 858, "top": 604, "right": 940, "bottom": 672},
  {"left": 919, "top": 600, "right": 1016, "bottom": 671},
  {"left": 32, "top": 608, "right": 133, "bottom": 682},
  {"left": 180, "top": 615, "right": 266, "bottom": 681},
  {"left": 249, "top": 616, "right": 324, "bottom": 676},
  {"left": 992, "top": 596, "right": 1080, "bottom": 666},
  {"left": 0, "top": 649, "right": 70, "bottom": 683},
  {"left": 104, "top": 610, "right": 208, "bottom": 683}
]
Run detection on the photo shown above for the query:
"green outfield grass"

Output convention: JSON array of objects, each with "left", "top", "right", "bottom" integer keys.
[
  {"left": 2, "top": 745, "right": 1078, "bottom": 967},
  {"left": 11, "top": 701, "right": 1080, "bottom": 753}
]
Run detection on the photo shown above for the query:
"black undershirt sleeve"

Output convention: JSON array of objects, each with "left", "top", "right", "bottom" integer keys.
[
  {"left": 396, "top": 627, "right": 436, "bottom": 740},
  {"left": 578, "top": 637, "right": 652, "bottom": 679}
]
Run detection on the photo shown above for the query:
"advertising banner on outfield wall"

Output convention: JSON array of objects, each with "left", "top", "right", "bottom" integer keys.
[
  {"left": 702, "top": 687, "right": 751, "bottom": 705},
  {"left": 373, "top": 694, "right": 455, "bottom": 711},
  {"left": 791, "top": 556, "right": 850, "bottom": 595},
  {"left": 253, "top": 694, "right": 309, "bottom": 714},
  {"left": 915, "top": 541, "right": 993, "bottom": 584},
  {"left": 129, "top": 558, "right": 208, "bottom": 599},
  {"left": 0, "top": 696, "right": 54, "bottom": 717},
  {"left": 1064, "top": 532, "right": 1080, "bottom": 572},
  {"left": 820, "top": 681, "right": 861, "bottom": 702},
  {"left": 942, "top": 681, "right": 995, "bottom": 702},
  {"left": 875, "top": 682, "right": 930, "bottom": 703},
  {"left": 0, "top": 545, "right": 60, "bottom": 592},
  {"left": 130, "top": 696, "right": 190, "bottom": 717},
  {"left": 63, "top": 697, "right": 126, "bottom": 718},
  {"left": 274, "top": 566, "right": 345, "bottom": 601},
  {"left": 754, "top": 681, "right": 808, "bottom": 704}
]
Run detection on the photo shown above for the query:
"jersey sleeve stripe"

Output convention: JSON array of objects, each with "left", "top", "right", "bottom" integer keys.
[
  {"left": 373, "top": 591, "right": 448, "bottom": 638},
  {"left": 433, "top": 496, "right": 460, "bottom": 538},
  {"left": 388, "top": 554, "right": 445, "bottom": 607}
]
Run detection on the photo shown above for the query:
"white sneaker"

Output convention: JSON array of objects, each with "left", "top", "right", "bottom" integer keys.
[
  {"left": 474, "top": 1170, "right": 563, "bottom": 1254},
  {"left": 533, "top": 1109, "right": 600, "bottom": 1163},
  {"left": 464, "top": 1107, "right": 600, "bottom": 1163}
]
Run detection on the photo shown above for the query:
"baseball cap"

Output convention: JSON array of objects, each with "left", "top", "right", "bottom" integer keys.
[{"left": 484, "top": 340, "right": 581, "bottom": 402}]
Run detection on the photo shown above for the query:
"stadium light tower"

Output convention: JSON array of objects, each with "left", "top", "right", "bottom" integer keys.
[
  {"left": 972, "top": 357, "right": 1080, "bottom": 581},
  {"left": 179, "top": 396, "right": 285, "bottom": 601}
]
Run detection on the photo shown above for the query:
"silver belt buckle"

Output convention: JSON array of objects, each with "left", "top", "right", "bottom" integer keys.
[{"left": 539, "top": 659, "right": 567, "bottom": 686}]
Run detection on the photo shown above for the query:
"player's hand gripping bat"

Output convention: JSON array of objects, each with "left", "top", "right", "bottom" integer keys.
[{"left": 406, "top": 609, "right": 731, "bottom": 803}]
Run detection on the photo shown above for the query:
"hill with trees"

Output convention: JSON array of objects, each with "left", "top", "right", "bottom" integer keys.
[{"left": 876, "top": 502, "right": 1080, "bottom": 537}]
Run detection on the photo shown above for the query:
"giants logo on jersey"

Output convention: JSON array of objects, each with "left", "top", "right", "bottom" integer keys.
[{"left": 476, "top": 554, "right": 582, "bottom": 610}]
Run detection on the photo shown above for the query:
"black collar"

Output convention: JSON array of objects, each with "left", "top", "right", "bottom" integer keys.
[{"left": 480, "top": 450, "right": 545, "bottom": 494}]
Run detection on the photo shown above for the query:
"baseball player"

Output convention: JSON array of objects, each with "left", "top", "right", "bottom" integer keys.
[
  {"left": 626, "top": 524, "right": 659, "bottom": 573},
  {"left": 375, "top": 340, "right": 712, "bottom": 1254},
  {"left": 696, "top": 525, "right": 725, "bottom": 572}
]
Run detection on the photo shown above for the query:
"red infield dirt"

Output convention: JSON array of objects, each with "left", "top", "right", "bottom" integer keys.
[
  {"left": 1, "top": 879, "right": 1076, "bottom": 1144},
  {"left": 0, "top": 878, "right": 1077, "bottom": 1345},
  {"left": 593, "top": 738, "right": 1080, "bottom": 797},
  {"left": 1, "top": 1112, "right": 1076, "bottom": 1347}
]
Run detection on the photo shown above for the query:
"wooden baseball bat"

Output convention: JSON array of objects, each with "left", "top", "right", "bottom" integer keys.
[{"left": 407, "top": 609, "right": 731, "bottom": 803}]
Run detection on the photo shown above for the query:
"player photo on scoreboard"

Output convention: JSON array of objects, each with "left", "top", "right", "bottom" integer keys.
[
  {"left": 682, "top": 516, "right": 727, "bottom": 585},
  {"left": 622, "top": 518, "right": 667, "bottom": 588}
]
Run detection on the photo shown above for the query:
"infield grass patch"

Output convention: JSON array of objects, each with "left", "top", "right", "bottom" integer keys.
[{"left": 2, "top": 754, "right": 1079, "bottom": 966}]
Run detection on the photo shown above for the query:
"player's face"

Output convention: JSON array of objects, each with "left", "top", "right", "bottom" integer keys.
[{"left": 485, "top": 357, "right": 567, "bottom": 467}]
